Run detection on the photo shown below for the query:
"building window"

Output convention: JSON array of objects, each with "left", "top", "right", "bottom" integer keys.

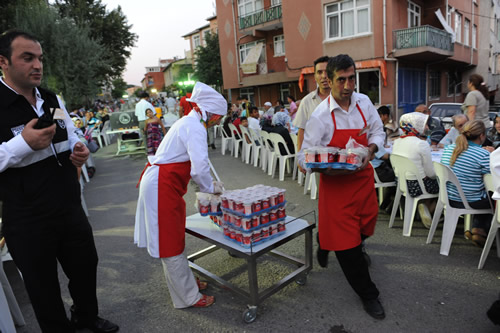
[
  {"left": 454, "top": 12, "right": 462, "bottom": 43},
  {"left": 464, "top": 19, "right": 470, "bottom": 46},
  {"left": 472, "top": 24, "right": 477, "bottom": 48},
  {"left": 279, "top": 83, "right": 290, "bottom": 103},
  {"left": 447, "top": 72, "right": 462, "bottom": 96},
  {"left": 429, "top": 71, "right": 441, "bottom": 99},
  {"left": 356, "top": 70, "right": 380, "bottom": 105},
  {"left": 325, "top": 0, "right": 370, "bottom": 40},
  {"left": 239, "top": 40, "right": 266, "bottom": 63},
  {"left": 271, "top": 0, "right": 281, "bottom": 6},
  {"left": 238, "top": 0, "right": 263, "bottom": 17},
  {"left": 273, "top": 35, "right": 285, "bottom": 56},
  {"left": 240, "top": 87, "right": 255, "bottom": 104},
  {"left": 408, "top": 1, "right": 421, "bottom": 28},
  {"left": 447, "top": 6, "right": 452, "bottom": 26},
  {"left": 203, "top": 30, "right": 210, "bottom": 46},
  {"left": 193, "top": 34, "right": 201, "bottom": 48}
]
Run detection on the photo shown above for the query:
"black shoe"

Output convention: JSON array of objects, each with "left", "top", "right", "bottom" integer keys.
[
  {"left": 361, "top": 243, "right": 371, "bottom": 267},
  {"left": 362, "top": 298, "right": 385, "bottom": 320},
  {"left": 71, "top": 306, "right": 119, "bottom": 333},
  {"left": 210, "top": 144, "right": 216, "bottom": 150},
  {"left": 316, "top": 233, "right": 329, "bottom": 268},
  {"left": 317, "top": 247, "right": 329, "bottom": 268}
]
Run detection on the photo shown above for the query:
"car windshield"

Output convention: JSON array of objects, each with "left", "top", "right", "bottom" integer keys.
[{"left": 430, "top": 105, "right": 461, "bottom": 118}]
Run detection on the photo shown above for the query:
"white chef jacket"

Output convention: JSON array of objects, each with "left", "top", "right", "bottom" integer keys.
[
  {"left": 135, "top": 99, "right": 156, "bottom": 122},
  {"left": 149, "top": 109, "right": 214, "bottom": 193},
  {"left": 0, "top": 78, "right": 80, "bottom": 173},
  {"left": 297, "top": 92, "right": 385, "bottom": 170}
]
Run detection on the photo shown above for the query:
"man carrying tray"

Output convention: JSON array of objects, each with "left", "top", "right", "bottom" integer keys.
[
  {"left": 135, "top": 82, "right": 225, "bottom": 308},
  {"left": 297, "top": 54, "right": 386, "bottom": 319}
]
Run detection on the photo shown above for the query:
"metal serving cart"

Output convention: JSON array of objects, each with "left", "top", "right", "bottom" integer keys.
[{"left": 185, "top": 212, "right": 315, "bottom": 323}]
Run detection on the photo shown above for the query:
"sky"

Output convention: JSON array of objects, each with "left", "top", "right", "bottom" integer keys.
[{"left": 101, "top": 0, "right": 216, "bottom": 86}]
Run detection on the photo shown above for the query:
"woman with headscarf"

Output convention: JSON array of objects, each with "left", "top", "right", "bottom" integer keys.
[
  {"left": 135, "top": 82, "right": 226, "bottom": 309},
  {"left": 463, "top": 74, "right": 490, "bottom": 130},
  {"left": 440, "top": 120, "right": 492, "bottom": 246},
  {"left": 392, "top": 112, "right": 439, "bottom": 228}
]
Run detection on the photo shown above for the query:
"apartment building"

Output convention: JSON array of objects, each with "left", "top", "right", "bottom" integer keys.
[
  {"left": 182, "top": 15, "right": 218, "bottom": 61},
  {"left": 216, "top": 0, "right": 488, "bottom": 117}
]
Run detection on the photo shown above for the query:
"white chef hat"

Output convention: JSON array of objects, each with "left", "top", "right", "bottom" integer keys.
[
  {"left": 186, "top": 82, "right": 227, "bottom": 116},
  {"left": 264, "top": 101, "right": 272, "bottom": 107}
]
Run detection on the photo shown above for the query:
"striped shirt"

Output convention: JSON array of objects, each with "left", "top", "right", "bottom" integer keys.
[{"left": 440, "top": 142, "right": 490, "bottom": 202}]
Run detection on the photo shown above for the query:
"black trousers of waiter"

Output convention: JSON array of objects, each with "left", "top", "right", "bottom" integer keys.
[{"left": 3, "top": 205, "right": 99, "bottom": 333}]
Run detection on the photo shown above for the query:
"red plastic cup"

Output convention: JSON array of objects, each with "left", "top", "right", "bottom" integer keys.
[
  {"left": 260, "top": 213, "right": 269, "bottom": 224},
  {"left": 269, "top": 209, "right": 278, "bottom": 221},
  {"left": 251, "top": 216, "right": 260, "bottom": 228}
]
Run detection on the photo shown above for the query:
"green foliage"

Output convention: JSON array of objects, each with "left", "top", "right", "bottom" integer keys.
[
  {"left": 111, "top": 77, "right": 127, "bottom": 99},
  {"left": 54, "top": 0, "right": 137, "bottom": 83},
  {"left": 13, "top": 2, "right": 105, "bottom": 109},
  {"left": 194, "top": 32, "right": 223, "bottom": 90}
]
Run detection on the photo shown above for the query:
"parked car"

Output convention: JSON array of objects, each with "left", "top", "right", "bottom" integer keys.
[{"left": 429, "top": 103, "right": 462, "bottom": 129}]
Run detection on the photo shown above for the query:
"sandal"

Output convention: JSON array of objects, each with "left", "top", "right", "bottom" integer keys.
[
  {"left": 192, "top": 294, "right": 215, "bottom": 308},
  {"left": 464, "top": 230, "right": 473, "bottom": 240},
  {"left": 472, "top": 234, "right": 486, "bottom": 248},
  {"left": 196, "top": 277, "right": 208, "bottom": 291}
]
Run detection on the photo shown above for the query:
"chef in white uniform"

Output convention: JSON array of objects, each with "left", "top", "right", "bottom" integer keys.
[{"left": 135, "top": 82, "right": 225, "bottom": 308}]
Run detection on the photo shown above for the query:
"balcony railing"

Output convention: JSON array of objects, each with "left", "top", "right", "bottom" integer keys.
[
  {"left": 239, "top": 5, "right": 282, "bottom": 30},
  {"left": 393, "top": 25, "right": 454, "bottom": 53}
]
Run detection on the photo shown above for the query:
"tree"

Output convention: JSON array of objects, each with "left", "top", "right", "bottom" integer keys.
[
  {"left": 194, "top": 32, "right": 223, "bottom": 90},
  {"left": 54, "top": 0, "right": 137, "bottom": 83},
  {"left": 111, "top": 77, "right": 127, "bottom": 99},
  {"left": 13, "top": 1, "right": 106, "bottom": 108}
]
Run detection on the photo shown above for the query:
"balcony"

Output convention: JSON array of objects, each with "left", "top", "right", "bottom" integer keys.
[
  {"left": 393, "top": 25, "right": 454, "bottom": 61},
  {"left": 239, "top": 5, "right": 282, "bottom": 31}
]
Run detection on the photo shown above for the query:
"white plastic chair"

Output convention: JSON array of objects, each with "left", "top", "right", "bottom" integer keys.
[
  {"left": 478, "top": 174, "right": 500, "bottom": 268},
  {"left": 227, "top": 123, "right": 243, "bottom": 159},
  {"left": 303, "top": 170, "right": 318, "bottom": 200},
  {"left": 260, "top": 131, "right": 272, "bottom": 173},
  {"left": 290, "top": 133, "right": 299, "bottom": 181},
  {"left": 213, "top": 124, "right": 221, "bottom": 138},
  {"left": 426, "top": 162, "right": 493, "bottom": 256},
  {"left": 389, "top": 154, "right": 439, "bottom": 237},
  {"left": 239, "top": 125, "right": 254, "bottom": 164},
  {"left": 91, "top": 127, "right": 103, "bottom": 148},
  {"left": 100, "top": 121, "right": 112, "bottom": 146},
  {"left": 372, "top": 162, "right": 397, "bottom": 206},
  {"left": 220, "top": 126, "right": 233, "bottom": 156},
  {"left": 248, "top": 128, "right": 262, "bottom": 167},
  {"left": 268, "top": 133, "right": 296, "bottom": 181}
]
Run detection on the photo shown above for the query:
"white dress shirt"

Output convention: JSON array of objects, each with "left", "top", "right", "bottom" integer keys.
[
  {"left": 135, "top": 99, "right": 156, "bottom": 122},
  {"left": 292, "top": 88, "right": 324, "bottom": 129},
  {"left": 297, "top": 92, "right": 385, "bottom": 170},
  {"left": 149, "top": 110, "right": 214, "bottom": 193},
  {"left": 0, "top": 78, "right": 80, "bottom": 173}
]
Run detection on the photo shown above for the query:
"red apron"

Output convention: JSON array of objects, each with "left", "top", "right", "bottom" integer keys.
[
  {"left": 156, "top": 161, "right": 192, "bottom": 257},
  {"left": 318, "top": 102, "right": 378, "bottom": 251}
]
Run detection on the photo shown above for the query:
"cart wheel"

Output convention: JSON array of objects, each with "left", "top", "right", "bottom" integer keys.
[
  {"left": 296, "top": 275, "right": 307, "bottom": 286},
  {"left": 242, "top": 307, "right": 257, "bottom": 323}
]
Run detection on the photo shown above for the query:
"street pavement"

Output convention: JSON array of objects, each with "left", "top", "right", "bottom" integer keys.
[{"left": 7, "top": 136, "right": 500, "bottom": 333}]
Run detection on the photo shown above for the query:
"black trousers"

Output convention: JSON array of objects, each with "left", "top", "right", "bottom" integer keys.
[
  {"left": 3, "top": 206, "right": 99, "bottom": 333},
  {"left": 331, "top": 235, "right": 379, "bottom": 301}
]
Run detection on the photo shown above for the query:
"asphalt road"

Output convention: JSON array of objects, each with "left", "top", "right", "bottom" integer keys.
[{"left": 7, "top": 137, "right": 500, "bottom": 332}]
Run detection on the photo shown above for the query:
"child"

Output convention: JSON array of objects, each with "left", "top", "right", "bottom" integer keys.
[{"left": 145, "top": 108, "right": 166, "bottom": 155}]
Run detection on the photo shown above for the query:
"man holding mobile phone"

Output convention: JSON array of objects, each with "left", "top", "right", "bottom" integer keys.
[{"left": 0, "top": 29, "right": 118, "bottom": 333}]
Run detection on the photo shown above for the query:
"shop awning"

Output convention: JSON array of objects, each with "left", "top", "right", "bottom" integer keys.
[
  {"left": 241, "top": 43, "right": 264, "bottom": 74},
  {"left": 298, "top": 59, "right": 388, "bottom": 92}
]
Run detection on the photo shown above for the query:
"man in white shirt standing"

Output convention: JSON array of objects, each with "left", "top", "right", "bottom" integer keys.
[
  {"left": 166, "top": 94, "right": 177, "bottom": 114},
  {"left": 297, "top": 54, "right": 386, "bottom": 320},
  {"left": 293, "top": 56, "right": 331, "bottom": 152},
  {"left": 135, "top": 91, "right": 155, "bottom": 144}
]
